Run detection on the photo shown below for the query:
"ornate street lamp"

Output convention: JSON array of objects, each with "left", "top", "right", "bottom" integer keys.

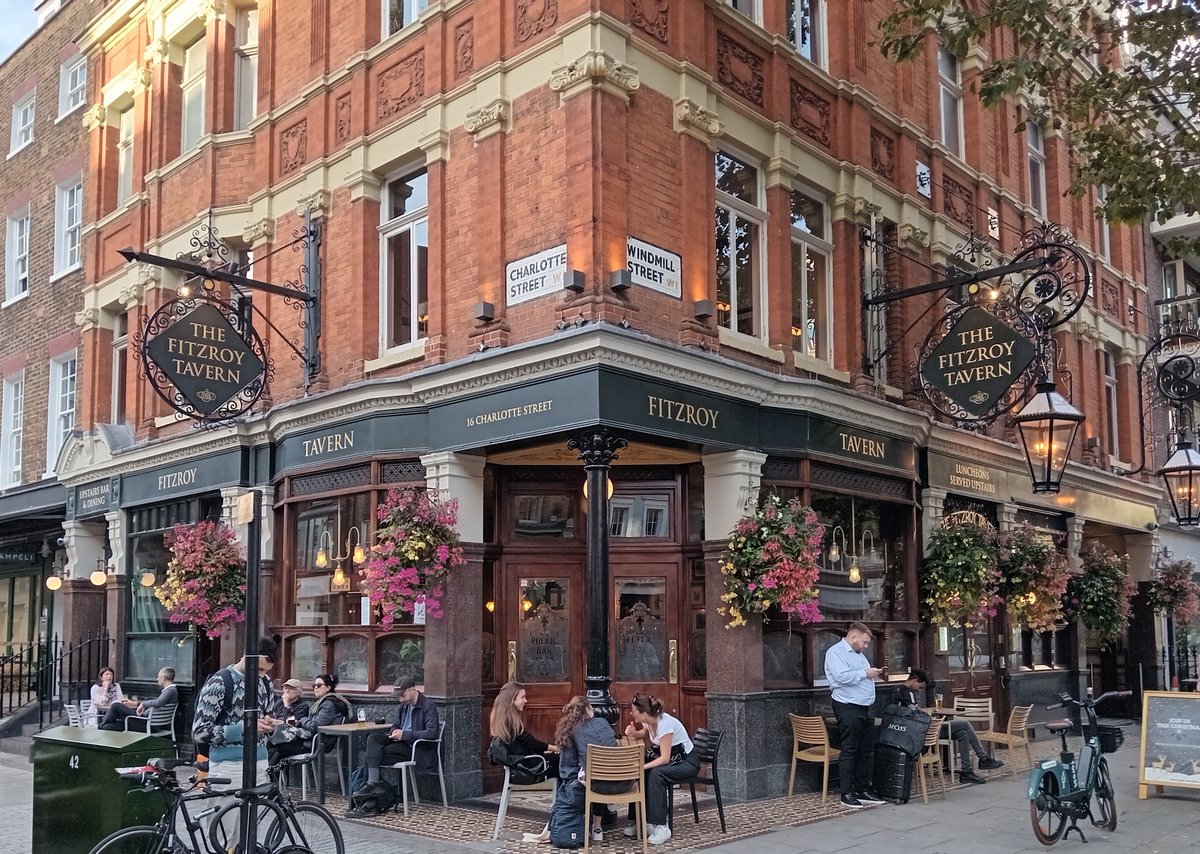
[
  {"left": 1012, "top": 376, "right": 1085, "bottom": 494},
  {"left": 1158, "top": 434, "right": 1200, "bottom": 527}
]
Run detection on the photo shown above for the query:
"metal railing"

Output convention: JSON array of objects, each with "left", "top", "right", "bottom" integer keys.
[{"left": 3, "top": 631, "right": 114, "bottom": 730}]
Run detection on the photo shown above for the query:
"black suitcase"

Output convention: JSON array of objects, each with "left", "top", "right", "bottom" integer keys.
[{"left": 872, "top": 743, "right": 914, "bottom": 804}]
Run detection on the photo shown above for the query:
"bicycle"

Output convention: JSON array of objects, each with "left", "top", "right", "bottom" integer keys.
[{"left": 1027, "top": 689, "right": 1131, "bottom": 845}]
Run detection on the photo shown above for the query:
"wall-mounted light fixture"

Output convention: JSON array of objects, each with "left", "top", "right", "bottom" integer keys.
[
  {"left": 610, "top": 270, "right": 633, "bottom": 293},
  {"left": 139, "top": 570, "right": 157, "bottom": 587},
  {"left": 562, "top": 269, "right": 586, "bottom": 293},
  {"left": 90, "top": 558, "right": 113, "bottom": 587},
  {"left": 484, "top": 600, "right": 496, "bottom": 613},
  {"left": 45, "top": 570, "right": 63, "bottom": 591},
  {"left": 315, "top": 506, "right": 368, "bottom": 592},
  {"left": 582, "top": 474, "right": 615, "bottom": 500},
  {"left": 474, "top": 301, "right": 495, "bottom": 322},
  {"left": 1013, "top": 375, "right": 1084, "bottom": 495},
  {"left": 693, "top": 299, "right": 715, "bottom": 321}
]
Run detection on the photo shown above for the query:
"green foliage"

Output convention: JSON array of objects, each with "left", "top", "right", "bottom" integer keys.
[
  {"left": 998, "top": 524, "right": 1070, "bottom": 633},
  {"left": 1064, "top": 542, "right": 1136, "bottom": 646},
  {"left": 922, "top": 519, "right": 1002, "bottom": 627}
]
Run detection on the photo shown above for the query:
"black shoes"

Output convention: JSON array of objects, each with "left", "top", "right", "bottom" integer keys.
[
  {"left": 977, "top": 756, "right": 1005, "bottom": 770},
  {"left": 345, "top": 802, "right": 385, "bottom": 818},
  {"left": 840, "top": 793, "right": 864, "bottom": 809},
  {"left": 856, "top": 789, "right": 887, "bottom": 805},
  {"left": 960, "top": 770, "right": 988, "bottom": 785},
  {"left": 352, "top": 781, "right": 386, "bottom": 801}
]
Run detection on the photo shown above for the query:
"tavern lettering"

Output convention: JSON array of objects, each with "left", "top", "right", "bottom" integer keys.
[
  {"left": 157, "top": 468, "right": 197, "bottom": 490},
  {"left": 647, "top": 396, "right": 719, "bottom": 428},
  {"left": 839, "top": 432, "right": 886, "bottom": 459},
  {"left": 165, "top": 323, "right": 248, "bottom": 385},
  {"left": 935, "top": 327, "right": 1017, "bottom": 387},
  {"left": 303, "top": 431, "right": 355, "bottom": 458}
]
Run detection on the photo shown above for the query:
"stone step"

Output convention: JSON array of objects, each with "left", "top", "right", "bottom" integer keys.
[{"left": 0, "top": 735, "right": 33, "bottom": 761}]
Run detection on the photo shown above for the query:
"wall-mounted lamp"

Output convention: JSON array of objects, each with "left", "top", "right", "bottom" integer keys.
[
  {"left": 521, "top": 598, "right": 534, "bottom": 612},
  {"left": 90, "top": 558, "right": 113, "bottom": 587},
  {"left": 693, "top": 299, "right": 715, "bottom": 321},
  {"left": 45, "top": 570, "right": 63, "bottom": 591},
  {"left": 315, "top": 507, "right": 368, "bottom": 590},
  {"left": 562, "top": 269, "right": 586, "bottom": 293},
  {"left": 474, "top": 301, "right": 495, "bottom": 322},
  {"left": 827, "top": 526, "right": 847, "bottom": 564},
  {"left": 484, "top": 600, "right": 496, "bottom": 613},
  {"left": 582, "top": 474, "right": 615, "bottom": 500},
  {"left": 330, "top": 564, "right": 352, "bottom": 593},
  {"left": 610, "top": 270, "right": 633, "bottom": 293}
]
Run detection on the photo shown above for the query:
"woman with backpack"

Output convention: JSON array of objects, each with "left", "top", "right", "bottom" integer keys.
[{"left": 488, "top": 680, "right": 559, "bottom": 783}]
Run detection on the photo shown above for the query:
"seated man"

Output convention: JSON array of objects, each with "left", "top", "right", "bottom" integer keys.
[
  {"left": 99, "top": 667, "right": 178, "bottom": 732},
  {"left": 897, "top": 669, "right": 1002, "bottom": 785},
  {"left": 349, "top": 675, "right": 439, "bottom": 816}
]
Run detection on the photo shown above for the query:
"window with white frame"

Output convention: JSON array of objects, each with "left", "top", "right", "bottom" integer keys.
[
  {"left": 725, "top": 0, "right": 760, "bottom": 22},
  {"left": 117, "top": 107, "right": 134, "bottom": 205},
  {"left": 234, "top": 7, "right": 259, "bottom": 130},
  {"left": 383, "top": 0, "right": 429, "bottom": 38},
  {"left": 938, "top": 47, "right": 963, "bottom": 158},
  {"left": 379, "top": 168, "right": 429, "bottom": 351},
  {"left": 1103, "top": 349, "right": 1120, "bottom": 457},
  {"left": 180, "top": 36, "right": 206, "bottom": 150},
  {"left": 58, "top": 56, "right": 87, "bottom": 116},
  {"left": 112, "top": 312, "right": 128, "bottom": 424},
  {"left": 5, "top": 210, "right": 30, "bottom": 301},
  {"left": 786, "top": 0, "right": 824, "bottom": 65},
  {"left": 10, "top": 94, "right": 35, "bottom": 153},
  {"left": 714, "top": 151, "right": 764, "bottom": 338},
  {"left": 1, "top": 374, "right": 24, "bottom": 487},
  {"left": 790, "top": 188, "right": 832, "bottom": 361},
  {"left": 46, "top": 352, "right": 77, "bottom": 471},
  {"left": 1095, "top": 185, "right": 1110, "bottom": 262},
  {"left": 54, "top": 177, "right": 83, "bottom": 274},
  {"left": 1027, "top": 122, "right": 1047, "bottom": 217}
]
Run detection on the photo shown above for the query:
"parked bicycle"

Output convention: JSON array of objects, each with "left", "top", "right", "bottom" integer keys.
[
  {"left": 1028, "top": 689, "right": 1131, "bottom": 845},
  {"left": 88, "top": 756, "right": 345, "bottom": 854}
]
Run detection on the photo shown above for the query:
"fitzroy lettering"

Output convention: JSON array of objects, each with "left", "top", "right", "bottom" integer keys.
[
  {"left": 647, "top": 396, "right": 719, "bottom": 429},
  {"left": 165, "top": 322, "right": 248, "bottom": 385},
  {"left": 934, "top": 326, "right": 1017, "bottom": 387},
  {"left": 157, "top": 468, "right": 197, "bottom": 490}
]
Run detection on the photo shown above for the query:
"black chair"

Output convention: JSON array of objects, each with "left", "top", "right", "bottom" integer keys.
[{"left": 666, "top": 727, "right": 726, "bottom": 833}]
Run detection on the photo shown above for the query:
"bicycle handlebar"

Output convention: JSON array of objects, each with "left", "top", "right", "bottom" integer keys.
[{"left": 1047, "top": 689, "right": 1132, "bottom": 711}]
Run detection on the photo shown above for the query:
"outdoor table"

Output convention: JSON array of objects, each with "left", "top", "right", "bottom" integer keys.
[{"left": 316, "top": 721, "right": 391, "bottom": 804}]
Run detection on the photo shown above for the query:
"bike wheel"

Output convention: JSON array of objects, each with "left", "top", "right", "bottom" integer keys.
[
  {"left": 207, "top": 800, "right": 279, "bottom": 854},
  {"left": 1093, "top": 760, "right": 1117, "bottom": 831},
  {"left": 1030, "top": 774, "right": 1067, "bottom": 845},
  {"left": 263, "top": 802, "right": 345, "bottom": 854},
  {"left": 89, "top": 826, "right": 171, "bottom": 854}
]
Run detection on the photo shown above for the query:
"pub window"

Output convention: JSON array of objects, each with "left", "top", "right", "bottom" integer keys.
[
  {"left": 724, "top": 0, "right": 760, "bottom": 24},
  {"left": 714, "top": 150, "right": 764, "bottom": 339},
  {"left": 379, "top": 167, "right": 429, "bottom": 353},
  {"left": 233, "top": 7, "right": 259, "bottom": 130},
  {"left": 1027, "top": 121, "right": 1047, "bottom": 217},
  {"left": 292, "top": 493, "right": 372, "bottom": 627},
  {"left": 787, "top": 0, "right": 825, "bottom": 66},
  {"left": 117, "top": 106, "right": 135, "bottom": 206},
  {"left": 112, "top": 311, "right": 128, "bottom": 424},
  {"left": 790, "top": 187, "right": 832, "bottom": 362},
  {"left": 383, "top": 0, "right": 429, "bottom": 39},
  {"left": 1104, "top": 349, "right": 1120, "bottom": 458},
  {"left": 608, "top": 494, "right": 671, "bottom": 539},
  {"left": 511, "top": 493, "right": 575, "bottom": 539},
  {"left": 1095, "top": 185, "right": 1110, "bottom": 262},
  {"left": 180, "top": 36, "right": 206, "bottom": 151},
  {"left": 812, "top": 492, "right": 907, "bottom": 624},
  {"left": 938, "top": 46, "right": 963, "bottom": 158}
]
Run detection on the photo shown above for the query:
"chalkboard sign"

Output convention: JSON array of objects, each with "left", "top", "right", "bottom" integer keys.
[{"left": 1138, "top": 691, "right": 1200, "bottom": 799}]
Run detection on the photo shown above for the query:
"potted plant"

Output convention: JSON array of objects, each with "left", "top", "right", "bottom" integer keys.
[
  {"left": 1064, "top": 542, "right": 1136, "bottom": 646},
  {"left": 718, "top": 493, "right": 824, "bottom": 628},
  {"left": 1152, "top": 556, "right": 1200, "bottom": 625},
  {"left": 155, "top": 520, "right": 246, "bottom": 638},
  {"left": 921, "top": 517, "right": 1001, "bottom": 626},
  {"left": 998, "top": 523, "right": 1070, "bottom": 633},
  {"left": 359, "top": 487, "right": 466, "bottom": 628}
]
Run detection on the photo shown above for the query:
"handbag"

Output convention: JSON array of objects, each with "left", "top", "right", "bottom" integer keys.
[{"left": 877, "top": 703, "right": 932, "bottom": 758}]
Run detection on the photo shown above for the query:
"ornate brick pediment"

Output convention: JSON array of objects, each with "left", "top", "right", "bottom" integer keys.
[
  {"left": 465, "top": 99, "right": 508, "bottom": 139},
  {"left": 516, "top": 0, "right": 557, "bottom": 43},
  {"left": 716, "top": 32, "right": 763, "bottom": 106},
  {"left": 788, "top": 80, "right": 830, "bottom": 146},
  {"left": 378, "top": 52, "right": 425, "bottom": 120},
  {"left": 549, "top": 50, "right": 640, "bottom": 101},
  {"left": 630, "top": 0, "right": 668, "bottom": 43}
]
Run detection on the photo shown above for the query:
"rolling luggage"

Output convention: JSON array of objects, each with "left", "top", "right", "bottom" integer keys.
[{"left": 872, "top": 743, "right": 914, "bottom": 804}]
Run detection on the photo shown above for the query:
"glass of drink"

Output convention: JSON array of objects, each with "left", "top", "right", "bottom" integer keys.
[
  {"left": 934, "top": 693, "right": 944, "bottom": 712},
  {"left": 357, "top": 708, "right": 367, "bottom": 728}
]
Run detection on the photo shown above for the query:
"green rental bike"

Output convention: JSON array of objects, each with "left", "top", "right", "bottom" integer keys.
[{"left": 1028, "top": 689, "right": 1131, "bottom": 845}]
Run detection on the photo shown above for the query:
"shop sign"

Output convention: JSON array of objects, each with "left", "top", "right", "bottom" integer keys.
[
  {"left": 273, "top": 412, "right": 428, "bottom": 475},
  {"left": 0, "top": 550, "right": 37, "bottom": 563},
  {"left": 143, "top": 301, "right": 267, "bottom": 420},
  {"left": 625, "top": 237, "right": 681, "bottom": 298},
  {"left": 804, "top": 416, "right": 915, "bottom": 474},
  {"left": 505, "top": 244, "right": 567, "bottom": 306},
  {"left": 120, "top": 448, "right": 248, "bottom": 506},
  {"left": 431, "top": 373, "right": 599, "bottom": 450},
  {"left": 68, "top": 476, "right": 121, "bottom": 519},
  {"left": 927, "top": 453, "right": 1008, "bottom": 500},
  {"left": 600, "top": 371, "right": 755, "bottom": 447},
  {"left": 1138, "top": 691, "right": 1200, "bottom": 798},
  {"left": 920, "top": 307, "right": 1036, "bottom": 419}
]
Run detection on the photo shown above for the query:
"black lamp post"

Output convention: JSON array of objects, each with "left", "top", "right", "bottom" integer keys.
[
  {"left": 1158, "top": 434, "right": 1200, "bottom": 527},
  {"left": 1012, "top": 376, "right": 1084, "bottom": 494},
  {"left": 566, "top": 428, "right": 627, "bottom": 724}
]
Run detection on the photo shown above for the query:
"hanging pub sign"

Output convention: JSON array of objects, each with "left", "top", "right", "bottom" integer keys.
[
  {"left": 919, "top": 306, "right": 1037, "bottom": 420},
  {"left": 139, "top": 298, "right": 270, "bottom": 425}
]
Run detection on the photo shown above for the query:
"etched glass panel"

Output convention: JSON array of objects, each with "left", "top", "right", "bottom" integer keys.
[
  {"left": 518, "top": 578, "right": 570, "bottom": 682},
  {"left": 288, "top": 635, "right": 323, "bottom": 682},
  {"left": 813, "top": 629, "right": 842, "bottom": 686},
  {"left": 378, "top": 634, "right": 425, "bottom": 685},
  {"left": 615, "top": 578, "right": 667, "bottom": 681},
  {"left": 512, "top": 493, "right": 575, "bottom": 539},
  {"left": 332, "top": 635, "right": 370, "bottom": 688},
  {"left": 763, "top": 629, "right": 806, "bottom": 684},
  {"left": 886, "top": 631, "right": 911, "bottom": 675}
]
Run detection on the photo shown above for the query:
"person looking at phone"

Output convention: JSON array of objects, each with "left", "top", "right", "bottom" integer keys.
[
  {"left": 824, "top": 622, "right": 886, "bottom": 809},
  {"left": 350, "top": 675, "right": 438, "bottom": 815},
  {"left": 898, "top": 669, "right": 1002, "bottom": 784}
]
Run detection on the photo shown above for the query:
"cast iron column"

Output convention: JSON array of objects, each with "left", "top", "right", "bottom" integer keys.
[{"left": 567, "top": 429, "right": 627, "bottom": 724}]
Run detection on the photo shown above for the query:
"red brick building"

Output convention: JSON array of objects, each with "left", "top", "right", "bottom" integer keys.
[{"left": 60, "top": 0, "right": 1162, "bottom": 797}]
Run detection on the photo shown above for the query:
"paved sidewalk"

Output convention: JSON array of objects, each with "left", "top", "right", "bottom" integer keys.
[{"left": 5, "top": 726, "right": 1200, "bottom": 853}]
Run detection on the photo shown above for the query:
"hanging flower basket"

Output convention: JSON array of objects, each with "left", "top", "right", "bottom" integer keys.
[
  {"left": 156, "top": 520, "right": 246, "bottom": 639},
  {"left": 718, "top": 493, "right": 824, "bottom": 628},
  {"left": 1064, "top": 542, "right": 1136, "bottom": 646},
  {"left": 998, "top": 523, "right": 1070, "bottom": 633},
  {"left": 359, "top": 488, "right": 466, "bottom": 628},
  {"left": 1152, "top": 557, "right": 1200, "bottom": 625},
  {"left": 921, "top": 517, "right": 1001, "bottom": 627}
]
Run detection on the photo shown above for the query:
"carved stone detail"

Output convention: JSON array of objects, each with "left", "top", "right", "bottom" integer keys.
[
  {"left": 378, "top": 52, "right": 425, "bottom": 120},
  {"left": 898, "top": 223, "right": 930, "bottom": 249},
  {"left": 335, "top": 93, "right": 352, "bottom": 144},
  {"left": 464, "top": 99, "right": 508, "bottom": 138},
  {"left": 630, "top": 0, "right": 668, "bottom": 42},
  {"left": 716, "top": 32, "right": 764, "bottom": 106},
  {"left": 74, "top": 307, "right": 99, "bottom": 329},
  {"left": 870, "top": 128, "right": 895, "bottom": 180},
  {"left": 788, "top": 80, "right": 830, "bottom": 146},
  {"left": 455, "top": 20, "right": 474, "bottom": 77},
  {"left": 242, "top": 219, "right": 274, "bottom": 245},
  {"left": 136, "top": 62, "right": 154, "bottom": 92},
  {"left": 295, "top": 189, "right": 331, "bottom": 219},
  {"left": 941, "top": 176, "right": 974, "bottom": 229},
  {"left": 144, "top": 38, "right": 168, "bottom": 65},
  {"left": 82, "top": 104, "right": 107, "bottom": 131},
  {"left": 549, "top": 50, "right": 640, "bottom": 99},
  {"left": 119, "top": 279, "right": 147, "bottom": 307},
  {"left": 136, "top": 263, "right": 161, "bottom": 289},
  {"left": 1101, "top": 279, "right": 1120, "bottom": 317},
  {"left": 280, "top": 120, "right": 307, "bottom": 175},
  {"left": 567, "top": 429, "right": 628, "bottom": 468},
  {"left": 852, "top": 197, "right": 882, "bottom": 221},
  {"left": 516, "top": 0, "right": 558, "bottom": 43},
  {"left": 200, "top": 0, "right": 227, "bottom": 23},
  {"left": 674, "top": 98, "right": 722, "bottom": 141}
]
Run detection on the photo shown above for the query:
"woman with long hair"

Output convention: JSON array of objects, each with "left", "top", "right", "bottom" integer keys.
[
  {"left": 553, "top": 695, "right": 623, "bottom": 843},
  {"left": 488, "top": 681, "right": 559, "bottom": 780},
  {"left": 90, "top": 666, "right": 124, "bottom": 714},
  {"left": 621, "top": 692, "right": 699, "bottom": 846}
]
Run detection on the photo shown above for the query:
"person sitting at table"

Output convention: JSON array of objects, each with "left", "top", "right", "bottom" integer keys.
[
  {"left": 281, "top": 672, "right": 352, "bottom": 765},
  {"left": 348, "top": 675, "right": 438, "bottom": 816},
  {"left": 488, "top": 680, "right": 559, "bottom": 783},
  {"left": 622, "top": 692, "right": 700, "bottom": 846},
  {"left": 99, "top": 668, "right": 177, "bottom": 732},
  {"left": 553, "top": 695, "right": 626, "bottom": 844},
  {"left": 267, "top": 677, "right": 315, "bottom": 766},
  {"left": 90, "top": 667, "right": 124, "bottom": 715},
  {"left": 898, "top": 669, "right": 1003, "bottom": 784}
]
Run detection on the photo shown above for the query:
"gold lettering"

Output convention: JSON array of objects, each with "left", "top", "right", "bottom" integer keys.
[
  {"left": 839, "top": 432, "right": 886, "bottom": 459},
  {"left": 645, "top": 395, "right": 719, "bottom": 430}
]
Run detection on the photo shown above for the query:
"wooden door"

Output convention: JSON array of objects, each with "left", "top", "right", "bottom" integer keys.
[{"left": 609, "top": 556, "right": 683, "bottom": 728}]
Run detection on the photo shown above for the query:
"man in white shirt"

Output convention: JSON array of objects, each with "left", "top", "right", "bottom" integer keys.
[{"left": 824, "top": 622, "right": 886, "bottom": 808}]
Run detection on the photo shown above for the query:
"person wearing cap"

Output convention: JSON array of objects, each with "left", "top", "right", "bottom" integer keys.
[
  {"left": 352, "top": 675, "right": 439, "bottom": 811},
  {"left": 267, "top": 677, "right": 314, "bottom": 766}
]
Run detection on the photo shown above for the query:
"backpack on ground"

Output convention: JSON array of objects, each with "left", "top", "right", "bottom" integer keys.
[
  {"left": 547, "top": 780, "right": 587, "bottom": 849},
  {"left": 348, "top": 765, "right": 398, "bottom": 813}
]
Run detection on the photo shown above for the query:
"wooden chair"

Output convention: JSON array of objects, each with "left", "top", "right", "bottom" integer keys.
[
  {"left": 492, "top": 765, "right": 558, "bottom": 840},
  {"left": 977, "top": 704, "right": 1034, "bottom": 777},
  {"left": 787, "top": 714, "right": 840, "bottom": 803},
  {"left": 384, "top": 720, "right": 448, "bottom": 816},
  {"left": 952, "top": 696, "right": 995, "bottom": 731},
  {"left": 124, "top": 703, "right": 178, "bottom": 740},
  {"left": 666, "top": 727, "right": 726, "bottom": 833},
  {"left": 916, "top": 715, "right": 948, "bottom": 804},
  {"left": 64, "top": 703, "right": 82, "bottom": 727},
  {"left": 583, "top": 744, "right": 646, "bottom": 854}
]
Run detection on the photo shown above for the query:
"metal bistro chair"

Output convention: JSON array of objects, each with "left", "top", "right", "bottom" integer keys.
[
  {"left": 80, "top": 700, "right": 97, "bottom": 727},
  {"left": 788, "top": 714, "right": 841, "bottom": 804},
  {"left": 64, "top": 703, "right": 82, "bottom": 727},
  {"left": 666, "top": 728, "right": 726, "bottom": 833},
  {"left": 384, "top": 720, "right": 448, "bottom": 817},
  {"left": 492, "top": 763, "right": 558, "bottom": 840},
  {"left": 916, "top": 715, "right": 948, "bottom": 804},
  {"left": 124, "top": 703, "right": 179, "bottom": 740},
  {"left": 583, "top": 744, "right": 647, "bottom": 854}
]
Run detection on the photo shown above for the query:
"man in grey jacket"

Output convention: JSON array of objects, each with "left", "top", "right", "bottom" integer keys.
[{"left": 98, "top": 667, "right": 178, "bottom": 732}]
